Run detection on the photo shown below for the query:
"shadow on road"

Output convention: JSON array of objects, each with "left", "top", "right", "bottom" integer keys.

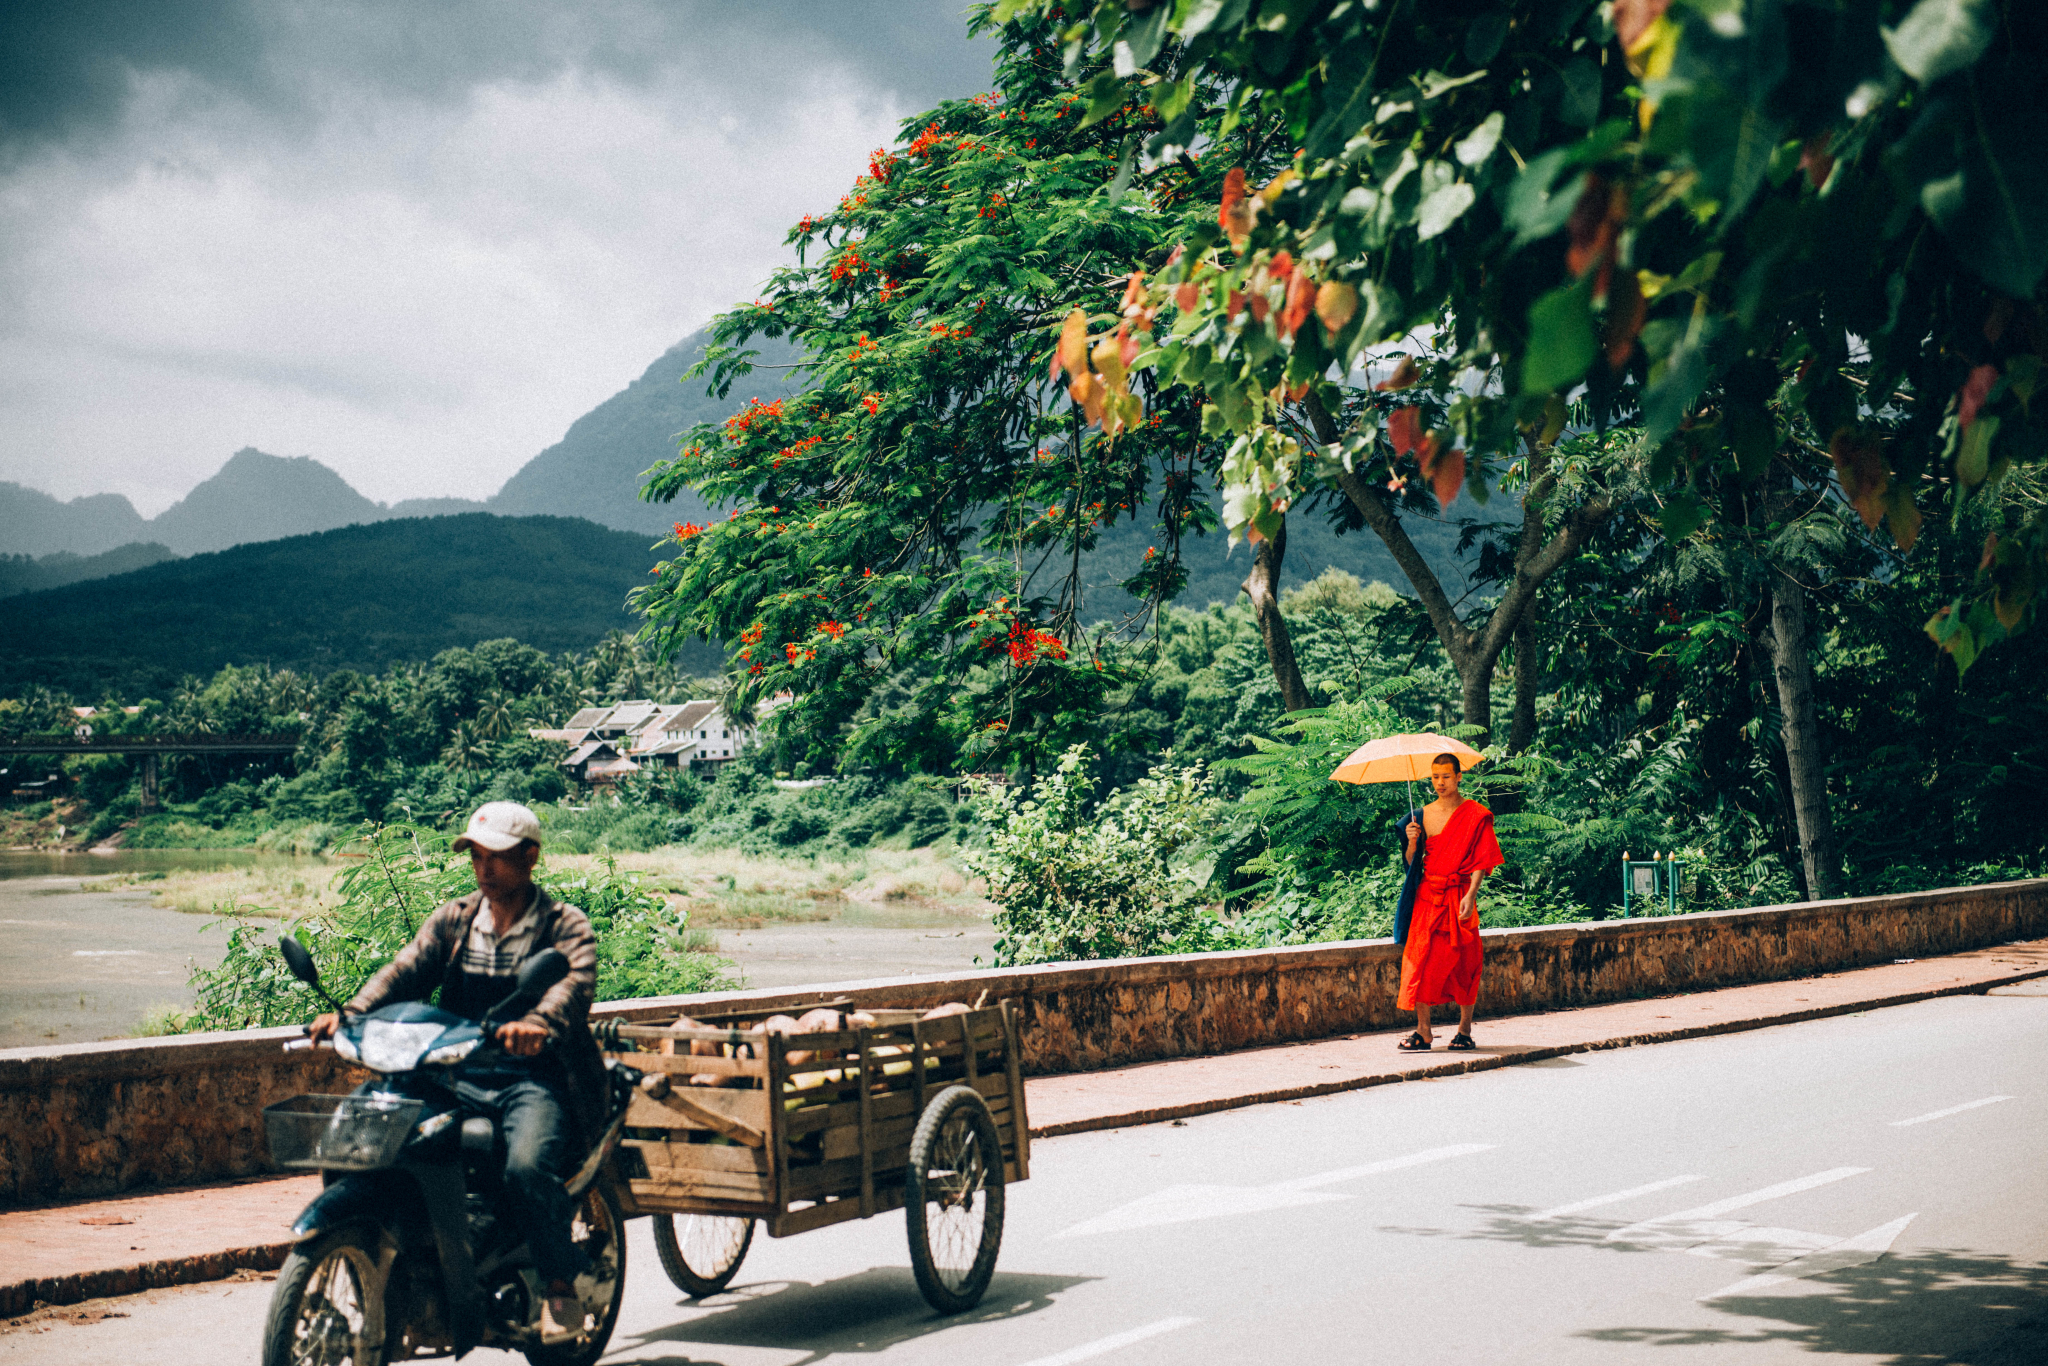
[
  {"left": 1388, "top": 1205, "right": 2048, "bottom": 1365},
  {"left": 617, "top": 1266, "right": 1095, "bottom": 1364}
]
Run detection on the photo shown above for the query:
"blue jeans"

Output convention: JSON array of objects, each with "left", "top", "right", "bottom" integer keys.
[{"left": 490, "top": 1078, "right": 592, "bottom": 1286}]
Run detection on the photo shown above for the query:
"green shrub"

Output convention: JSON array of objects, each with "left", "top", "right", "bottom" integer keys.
[
  {"left": 181, "top": 821, "right": 733, "bottom": 1031},
  {"left": 965, "top": 745, "right": 1224, "bottom": 966}
]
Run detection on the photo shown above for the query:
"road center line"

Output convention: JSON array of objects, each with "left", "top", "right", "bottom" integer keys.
[
  {"left": 1889, "top": 1095, "right": 2013, "bottom": 1127},
  {"left": 1013, "top": 1317, "right": 1200, "bottom": 1366},
  {"left": 1530, "top": 1174, "right": 1703, "bottom": 1221},
  {"left": 1279, "top": 1143, "right": 1496, "bottom": 1191},
  {"left": 1607, "top": 1167, "right": 1870, "bottom": 1241}
]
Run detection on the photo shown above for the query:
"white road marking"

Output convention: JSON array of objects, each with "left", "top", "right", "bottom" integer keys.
[
  {"left": 1013, "top": 1316, "right": 1200, "bottom": 1366},
  {"left": 1055, "top": 1145, "right": 1494, "bottom": 1238},
  {"left": 1699, "top": 1214, "right": 1917, "bottom": 1299},
  {"left": 1530, "top": 1174, "right": 1703, "bottom": 1221},
  {"left": 1607, "top": 1168, "right": 1870, "bottom": 1246},
  {"left": 1275, "top": 1143, "right": 1497, "bottom": 1191},
  {"left": 1889, "top": 1095, "right": 2013, "bottom": 1126}
]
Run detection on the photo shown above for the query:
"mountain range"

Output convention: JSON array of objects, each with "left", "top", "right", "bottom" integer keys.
[
  {"left": 1, "top": 331, "right": 758, "bottom": 560},
  {"left": 4, "top": 328, "right": 1484, "bottom": 684}
]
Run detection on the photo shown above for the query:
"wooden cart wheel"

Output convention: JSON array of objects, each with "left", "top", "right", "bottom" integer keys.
[
  {"left": 651, "top": 1214, "right": 755, "bottom": 1299},
  {"left": 905, "top": 1084, "right": 1005, "bottom": 1314}
]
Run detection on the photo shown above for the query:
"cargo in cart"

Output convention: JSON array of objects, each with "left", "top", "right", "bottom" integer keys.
[{"left": 598, "top": 997, "right": 1030, "bottom": 1313}]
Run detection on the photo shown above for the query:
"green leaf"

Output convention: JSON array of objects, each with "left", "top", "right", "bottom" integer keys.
[
  {"left": 1415, "top": 180, "right": 1476, "bottom": 240},
  {"left": 1956, "top": 414, "right": 1999, "bottom": 486},
  {"left": 1521, "top": 280, "right": 1597, "bottom": 394},
  {"left": 1454, "top": 113, "right": 1504, "bottom": 169},
  {"left": 1882, "top": 0, "right": 1995, "bottom": 85},
  {"left": 1506, "top": 150, "right": 1586, "bottom": 247},
  {"left": 1464, "top": 11, "right": 1510, "bottom": 65},
  {"left": 1656, "top": 489, "right": 1709, "bottom": 541}
]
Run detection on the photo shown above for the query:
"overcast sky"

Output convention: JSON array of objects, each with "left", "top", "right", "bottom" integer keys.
[{"left": 0, "top": 0, "right": 994, "bottom": 516}]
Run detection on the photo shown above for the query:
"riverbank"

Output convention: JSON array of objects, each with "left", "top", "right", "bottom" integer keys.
[{"left": 0, "top": 844, "right": 998, "bottom": 1045}]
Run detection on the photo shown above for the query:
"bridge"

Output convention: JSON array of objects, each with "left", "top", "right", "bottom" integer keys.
[{"left": 0, "top": 734, "right": 301, "bottom": 811}]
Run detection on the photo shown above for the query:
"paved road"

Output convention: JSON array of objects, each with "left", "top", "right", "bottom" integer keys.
[{"left": 7, "top": 992, "right": 2044, "bottom": 1364}]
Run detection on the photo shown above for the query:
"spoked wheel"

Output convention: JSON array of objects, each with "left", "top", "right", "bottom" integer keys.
[
  {"left": 524, "top": 1183, "right": 628, "bottom": 1366},
  {"left": 905, "top": 1084, "right": 1005, "bottom": 1314},
  {"left": 652, "top": 1213, "right": 756, "bottom": 1298},
  {"left": 261, "top": 1226, "right": 388, "bottom": 1366}
]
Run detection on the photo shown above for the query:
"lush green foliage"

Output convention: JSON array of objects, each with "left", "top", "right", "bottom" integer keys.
[
  {"left": 180, "top": 823, "right": 734, "bottom": 1033},
  {"left": 965, "top": 745, "right": 1225, "bottom": 964},
  {"left": 1020, "top": 0, "right": 2047, "bottom": 673}
]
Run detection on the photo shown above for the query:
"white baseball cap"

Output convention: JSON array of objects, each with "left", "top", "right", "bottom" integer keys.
[{"left": 453, "top": 801, "right": 543, "bottom": 852}]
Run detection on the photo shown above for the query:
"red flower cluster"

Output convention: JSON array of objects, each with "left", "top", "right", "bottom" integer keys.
[
  {"left": 981, "top": 616, "right": 1068, "bottom": 667},
  {"left": 724, "top": 397, "right": 785, "bottom": 438},
  {"left": 772, "top": 435, "right": 823, "bottom": 469},
  {"left": 867, "top": 148, "right": 898, "bottom": 182},
  {"left": 830, "top": 246, "right": 874, "bottom": 282},
  {"left": 978, "top": 192, "right": 1008, "bottom": 219},
  {"left": 862, "top": 393, "right": 882, "bottom": 415},
  {"left": 740, "top": 623, "right": 764, "bottom": 645},
  {"left": 673, "top": 522, "right": 704, "bottom": 540},
  {"left": 816, "top": 620, "right": 847, "bottom": 640},
  {"left": 908, "top": 123, "right": 946, "bottom": 159},
  {"left": 785, "top": 642, "right": 816, "bottom": 664}
]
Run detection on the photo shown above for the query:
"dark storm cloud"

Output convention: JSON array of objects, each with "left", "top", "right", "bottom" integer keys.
[{"left": 0, "top": 0, "right": 995, "bottom": 157}]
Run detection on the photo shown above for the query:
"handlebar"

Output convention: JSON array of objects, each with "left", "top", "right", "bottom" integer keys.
[{"left": 282, "top": 1037, "right": 320, "bottom": 1052}]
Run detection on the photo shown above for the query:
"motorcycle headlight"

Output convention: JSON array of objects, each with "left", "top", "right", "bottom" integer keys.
[{"left": 423, "top": 1038, "right": 480, "bottom": 1066}]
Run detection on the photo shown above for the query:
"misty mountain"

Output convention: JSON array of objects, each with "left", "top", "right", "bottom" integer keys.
[
  {"left": 488, "top": 332, "right": 796, "bottom": 534},
  {"left": 2, "top": 329, "right": 773, "bottom": 562},
  {"left": 5, "top": 326, "right": 1484, "bottom": 615},
  {"left": 0, "top": 542, "right": 180, "bottom": 599},
  {"left": 0, "top": 483, "right": 149, "bottom": 557},
  {"left": 0, "top": 513, "right": 719, "bottom": 696}
]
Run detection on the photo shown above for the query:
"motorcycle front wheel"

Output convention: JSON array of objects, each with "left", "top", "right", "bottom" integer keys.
[
  {"left": 523, "top": 1183, "right": 628, "bottom": 1366},
  {"left": 261, "top": 1225, "right": 388, "bottom": 1366}
]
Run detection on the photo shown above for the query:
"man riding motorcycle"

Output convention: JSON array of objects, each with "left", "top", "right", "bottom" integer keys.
[{"left": 309, "top": 801, "right": 606, "bottom": 1344}]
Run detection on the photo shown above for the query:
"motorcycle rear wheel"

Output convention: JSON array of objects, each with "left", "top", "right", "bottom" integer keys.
[
  {"left": 261, "top": 1226, "right": 388, "bottom": 1366},
  {"left": 522, "top": 1183, "right": 628, "bottom": 1366}
]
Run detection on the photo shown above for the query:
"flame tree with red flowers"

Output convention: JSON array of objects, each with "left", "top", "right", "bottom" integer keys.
[{"left": 636, "top": 9, "right": 1304, "bottom": 775}]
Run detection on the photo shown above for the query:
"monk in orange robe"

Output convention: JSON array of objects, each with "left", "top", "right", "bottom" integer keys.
[{"left": 1396, "top": 753, "right": 1504, "bottom": 1051}]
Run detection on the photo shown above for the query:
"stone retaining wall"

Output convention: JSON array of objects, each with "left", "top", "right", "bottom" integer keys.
[{"left": 3, "top": 879, "right": 2040, "bottom": 1206}]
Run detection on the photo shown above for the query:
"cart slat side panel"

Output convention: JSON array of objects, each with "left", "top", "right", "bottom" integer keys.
[{"left": 604, "top": 1002, "right": 1029, "bottom": 1237}]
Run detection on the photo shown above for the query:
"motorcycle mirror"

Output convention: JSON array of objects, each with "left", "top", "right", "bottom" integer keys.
[
  {"left": 279, "top": 935, "right": 348, "bottom": 1014},
  {"left": 279, "top": 935, "right": 320, "bottom": 987}
]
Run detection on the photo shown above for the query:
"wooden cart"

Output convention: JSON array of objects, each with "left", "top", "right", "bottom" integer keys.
[{"left": 600, "top": 999, "right": 1031, "bottom": 1313}]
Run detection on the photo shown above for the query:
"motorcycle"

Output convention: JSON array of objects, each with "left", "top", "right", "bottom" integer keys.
[{"left": 260, "top": 938, "right": 640, "bottom": 1366}]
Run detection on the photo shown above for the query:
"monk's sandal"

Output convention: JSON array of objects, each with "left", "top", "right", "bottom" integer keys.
[
  {"left": 1397, "top": 1032, "right": 1431, "bottom": 1051},
  {"left": 1448, "top": 1033, "right": 1475, "bottom": 1051}
]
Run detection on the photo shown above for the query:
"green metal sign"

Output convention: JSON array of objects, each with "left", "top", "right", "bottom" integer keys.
[{"left": 1620, "top": 853, "right": 1684, "bottom": 917}]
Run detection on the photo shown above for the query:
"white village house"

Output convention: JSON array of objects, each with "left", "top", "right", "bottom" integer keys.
[{"left": 530, "top": 696, "right": 782, "bottom": 785}]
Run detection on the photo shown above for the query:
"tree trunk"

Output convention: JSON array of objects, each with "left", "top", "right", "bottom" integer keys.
[
  {"left": 1509, "top": 612, "right": 1538, "bottom": 755},
  {"left": 1300, "top": 393, "right": 1612, "bottom": 746},
  {"left": 1244, "top": 515, "right": 1317, "bottom": 711},
  {"left": 1769, "top": 567, "right": 1840, "bottom": 900}
]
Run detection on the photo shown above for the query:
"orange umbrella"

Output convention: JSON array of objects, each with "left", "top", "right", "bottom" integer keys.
[{"left": 1330, "top": 733, "right": 1486, "bottom": 810}]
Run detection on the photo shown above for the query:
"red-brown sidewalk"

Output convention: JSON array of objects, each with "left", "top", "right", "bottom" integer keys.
[{"left": 7, "top": 937, "right": 2047, "bottom": 1318}]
